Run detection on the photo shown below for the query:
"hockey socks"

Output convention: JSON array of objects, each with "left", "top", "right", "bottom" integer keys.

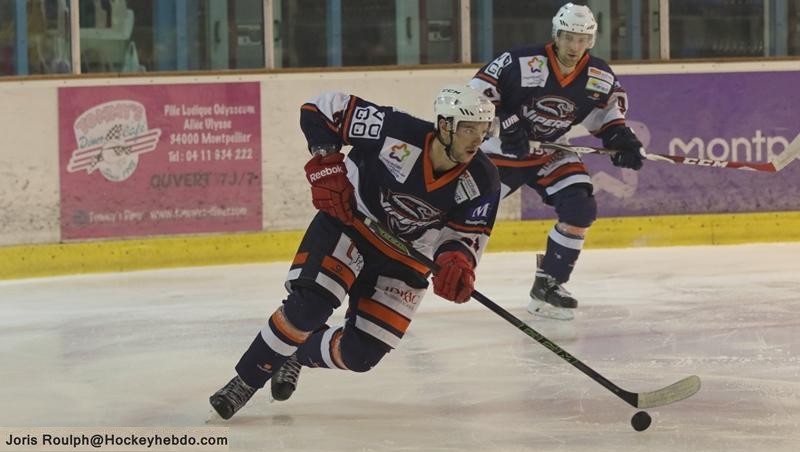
[
  {"left": 539, "top": 224, "right": 584, "bottom": 283},
  {"left": 234, "top": 305, "right": 314, "bottom": 388},
  {"left": 296, "top": 326, "right": 345, "bottom": 370},
  {"left": 234, "top": 333, "right": 291, "bottom": 389}
]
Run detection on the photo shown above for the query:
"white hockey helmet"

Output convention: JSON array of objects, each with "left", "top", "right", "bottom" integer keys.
[
  {"left": 552, "top": 3, "right": 597, "bottom": 48},
  {"left": 434, "top": 85, "right": 495, "bottom": 131}
]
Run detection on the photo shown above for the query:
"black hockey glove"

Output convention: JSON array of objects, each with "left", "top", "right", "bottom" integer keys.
[
  {"left": 498, "top": 112, "right": 531, "bottom": 157},
  {"left": 599, "top": 125, "right": 644, "bottom": 170}
]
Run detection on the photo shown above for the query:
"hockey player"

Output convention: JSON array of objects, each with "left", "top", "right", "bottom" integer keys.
[
  {"left": 209, "top": 85, "right": 501, "bottom": 419},
  {"left": 468, "top": 3, "right": 644, "bottom": 321}
]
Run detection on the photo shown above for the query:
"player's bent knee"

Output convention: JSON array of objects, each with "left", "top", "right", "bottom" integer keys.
[
  {"left": 282, "top": 284, "right": 338, "bottom": 333},
  {"left": 552, "top": 185, "right": 597, "bottom": 228},
  {"left": 339, "top": 328, "right": 391, "bottom": 373}
]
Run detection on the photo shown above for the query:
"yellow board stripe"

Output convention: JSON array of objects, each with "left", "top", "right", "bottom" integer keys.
[
  {"left": 596, "top": 210, "right": 800, "bottom": 247},
  {"left": 2, "top": 211, "right": 800, "bottom": 280},
  {"left": 0, "top": 231, "right": 301, "bottom": 280},
  {"left": 491, "top": 211, "right": 800, "bottom": 250}
]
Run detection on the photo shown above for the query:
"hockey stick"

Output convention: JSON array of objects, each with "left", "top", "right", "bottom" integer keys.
[
  {"left": 360, "top": 216, "right": 701, "bottom": 409},
  {"left": 540, "top": 135, "right": 800, "bottom": 173}
]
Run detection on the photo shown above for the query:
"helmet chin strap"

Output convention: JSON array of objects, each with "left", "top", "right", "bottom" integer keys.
[{"left": 436, "top": 121, "right": 461, "bottom": 164}]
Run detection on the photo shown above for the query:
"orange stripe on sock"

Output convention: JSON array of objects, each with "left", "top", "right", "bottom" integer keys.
[
  {"left": 270, "top": 307, "right": 311, "bottom": 344},
  {"left": 330, "top": 328, "right": 347, "bottom": 369}
]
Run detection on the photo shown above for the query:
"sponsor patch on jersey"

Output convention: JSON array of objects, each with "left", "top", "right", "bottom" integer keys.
[
  {"left": 379, "top": 137, "right": 421, "bottom": 183},
  {"left": 454, "top": 171, "right": 481, "bottom": 203},
  {"left": 519, "top": 55, "right": 549, "bottom": 88},
  {"left": 468, "top": 202, "right": 492, "bottom": 221},
  {"left": 587, "top": 66, "right": 614, "bottom": 84},
  {"left": 586, "top": 77, "right": 612, "bottom": 94}
]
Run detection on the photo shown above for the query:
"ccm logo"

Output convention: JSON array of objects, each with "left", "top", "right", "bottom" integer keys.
[
  {"left": 308, "top": 165, "right": 344, "bottom": 182},
  {"left": 682, "top": 158, "right": 728, "bottom": 167}
]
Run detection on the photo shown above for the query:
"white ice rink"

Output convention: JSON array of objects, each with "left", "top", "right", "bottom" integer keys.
[{"left": 1, "top": 243, "right": 799, "bottom": 452}]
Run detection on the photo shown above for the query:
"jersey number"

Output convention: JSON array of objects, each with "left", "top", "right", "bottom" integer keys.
[
  {"left": 483, "top": 52, "right": 512, "bottom": 79},
  {"left": 350, "top": 106, "right": 384, "bottom": 139},
  {"left": 616, "top": 97, "right": 628, "bottom": 115}
]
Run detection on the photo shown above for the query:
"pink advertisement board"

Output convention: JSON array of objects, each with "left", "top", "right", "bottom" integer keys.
[{"left": 58, "top": 82, "right": 262, "bottom": 239}]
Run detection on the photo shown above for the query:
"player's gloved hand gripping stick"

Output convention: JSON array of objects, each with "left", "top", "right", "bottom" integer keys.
[
  {"left": 432, "top": 251, "right": 475, "bottom": 303},
  {"left": 359, "top": 214, "right": 702, "bottom": 409}
]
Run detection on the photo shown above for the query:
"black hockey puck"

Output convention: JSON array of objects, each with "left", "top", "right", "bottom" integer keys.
[{"left": 630, "top": 410, "right": 651, "bottom": 431}]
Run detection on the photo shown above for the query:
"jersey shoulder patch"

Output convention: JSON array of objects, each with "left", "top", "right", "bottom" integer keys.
[
  {"left": 454, "top": 171, "right": 481, "bottom": 203},
  {"left": 586, "top": 65, "right": 614, "bottom": 95},
  {"left": 586, "top": 77, "right": 612, "bottom": 94},
  {"left": 587, "top": 66, "right": 614, "bottom": 84}
]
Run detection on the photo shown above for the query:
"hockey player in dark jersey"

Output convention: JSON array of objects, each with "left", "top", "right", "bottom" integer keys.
[
  {"left": 469, "top": 3, "right": 645, "bottom": 321},
  {"left": 209, "top": 85, "right": 501, "bottom": 419}
]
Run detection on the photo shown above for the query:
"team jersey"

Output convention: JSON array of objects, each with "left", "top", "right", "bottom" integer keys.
[
  {"left": 300, "top": 92, "right": 501, "bottom": 265},
  {"left": 469, "top": 42, "right": 629, "bottom": 144}
]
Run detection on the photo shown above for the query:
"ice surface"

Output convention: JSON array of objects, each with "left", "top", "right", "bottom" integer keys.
[{"left": 1, "top": 243, "right": 798, "bottom": 451}]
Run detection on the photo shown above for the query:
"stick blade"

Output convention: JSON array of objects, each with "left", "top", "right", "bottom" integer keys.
[
  {"left": 771, "top": 134, "right": 800, "bottom": 171},
  {"left": 636, "top": 375, "right": 701, "bottom": 409}
]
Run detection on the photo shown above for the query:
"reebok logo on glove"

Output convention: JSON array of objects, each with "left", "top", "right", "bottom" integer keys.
[
  {"left": 304, "top": 152, "right": 355, "bottom": 225},
  {"left": 308, "top": 165, "right": 345, "bottom": 183}
]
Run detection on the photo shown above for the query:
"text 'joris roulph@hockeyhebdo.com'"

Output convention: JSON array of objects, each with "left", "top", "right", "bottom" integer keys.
[{"left": 0, "top": 427, "right": 229, "bottom": 452}]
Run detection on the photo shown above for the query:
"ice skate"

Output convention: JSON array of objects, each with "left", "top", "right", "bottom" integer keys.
[
  {"left": 271, "top": 353, "right": 302, "bottom": 402},
  {"left": 209, "top": 375, "right": 257, "bottom": 420},
  {"left": 527, "top": 270, "right": 578, "bottom": 321}
]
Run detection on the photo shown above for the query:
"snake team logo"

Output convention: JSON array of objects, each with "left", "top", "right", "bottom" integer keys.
[
  {"left": 67, "top": 100, "right": 162, "bottom": 182},
  {"left": 380, "top": 189, "right": 440, "bottom": 240}
]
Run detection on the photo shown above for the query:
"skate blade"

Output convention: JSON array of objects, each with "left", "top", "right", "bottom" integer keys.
[{"left": 527, "top": 299, "right": 575, "bottom": 321}]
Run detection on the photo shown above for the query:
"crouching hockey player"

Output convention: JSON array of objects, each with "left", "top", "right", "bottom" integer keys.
[{"left": 209, "top": 85, "right": 501, "bottom": 419}]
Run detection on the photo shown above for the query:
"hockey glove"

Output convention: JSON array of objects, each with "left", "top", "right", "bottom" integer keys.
[
  {"left": 432, "top": 251, "right": 475, "bottom": 303},
  {"left": 600, "top": 125, "right": 645, "bottom": 170},
  {"left": 498, "top": 113, "right": 531, "bottom": 157},
  {"left": 304, "top": 152, "right": 355, "bottom": 225}
]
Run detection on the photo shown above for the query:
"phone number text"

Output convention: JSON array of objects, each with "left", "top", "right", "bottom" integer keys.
[{"left": 168, "top": 148, "right": 254, "bottom": 163}]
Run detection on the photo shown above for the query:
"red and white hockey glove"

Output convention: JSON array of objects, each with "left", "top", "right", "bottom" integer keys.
[
  {"left": 304, "top": 152, "right": 355, "bottom": 225},
  {"left": 432, "top": 251, "right": 475, "bottom": 303}
]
